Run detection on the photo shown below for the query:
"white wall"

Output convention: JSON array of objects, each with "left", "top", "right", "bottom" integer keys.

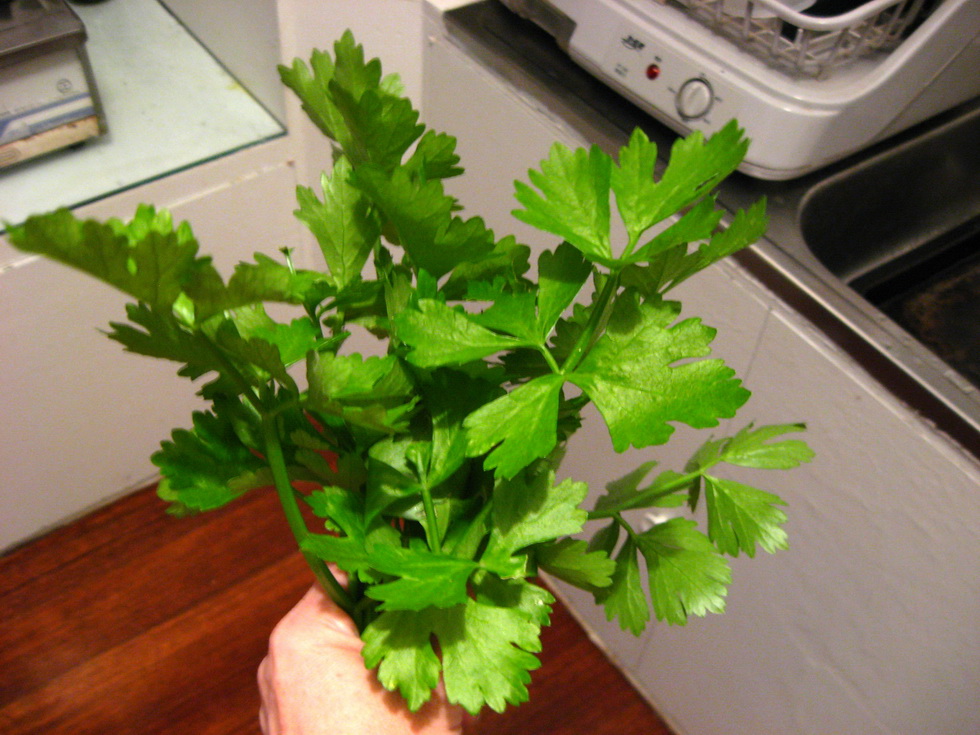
[{"left": 161, "top": 0, "right": 288, "bottom": 123}]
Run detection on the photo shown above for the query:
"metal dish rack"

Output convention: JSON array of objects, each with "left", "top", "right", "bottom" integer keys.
[{"left": 678, "top": 0, "right": 928, "bottom": 76}]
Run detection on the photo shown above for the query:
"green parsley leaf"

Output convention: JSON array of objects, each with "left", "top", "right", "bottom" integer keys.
[
  {"left": 8, "top": 206, "right": 201, "bottom": 310},
  {"left": 365, "top": 545, "right": 478, "bottom": 610},
  {"left": 598, "top": 537, "right": 650, "bottom": 635},
  {"left": 463, "top": 374, "right": 565, "bottom": 479},
  {"left": 482, "top": 471, "right": 589, "bottom": 575},
  {"left": 328, "top": 83, "right": 424, "bottom": 169},
  {"left": 636, "top": 518, "right": 731, "bottom": 625},
  {"left": 354, "top": 166, "right": 495, "bottom": 278},
  {"left": 199, "top": 253, "right": 334, "bottom": 322},
  {"left": 152, "top": 408, "right": 265, "bottom": 514},
  {"left": 294, "top": 156, "right": 381, "bottom": 288},
  {"left": 513, "top": 143, "right": 613, "bottom": 263},
  {"left": 402, "top": 130, "right": 463, "bottom": 181},
  {"left": 395, "top": 299, "right": 530, "bottom": 367},
  {"left": 610, "top": 126, "right": 662, "bottom": 247},
  {"left": 626, "top": 196, "right": 723, "bottom": 266},
  {"left": 304, "top": 484, "right": 360, "bottom": 529},
  {"left": 703, "top": 475, "right": 788, "bottom": 557},
  {"left": 230, "top": 305, "right": 323, "bottom": 367},
  {"left": 592, "top": 467, "right": 693, "bottom": 518},
  {"left": 363, "top": 577, "right": 551, "bottom": 715},
  {"left": 632, "top": 121, "right": 747, "bottom": 235},
  {"left": 301, "top": 533, "right": 376, "bottom": 578},
  {"left": 536, "top": 538, "right": 615, "bottom": 589},
  {"left": 365, "top": 435, "right": 427, "bottom": 519},
  {"left": 468, "top": 286, "right": 539, "bottom": 343},
  {"left": 591, "top": 460, "right": 659, "bottom": 515},
  {"left": 106, "top": 302, "right": 220, "bottom": 378},
  {"left": 718, "top": 422, "right": 814, "bottom": 469},
  {"left": 302, "top": 484, "right": 402, "bottom": 581},
  {"left": 569, "top": 294, "right": 749, "bottom": 451},
  {"left": 421, "top": 370, "right": 500, "bottom": 488},
  {"left": 307, "top": 352, "right": 418, "bottom": 434},
  {"left": 535, "top": 242, "right": 592, "bottom": 338},
  {"left": 474, "top": 576, "right": 555, "bottom": 627},
  {"left": 278, "top": 31, "right": 420, "bottom": 166},
  {"left": 588, "top": 520, "right": 620, "bottom": 556},
  {"left": 442, "top": 234, "right": 532, "bottom": 299},
  {"left": 361, "top": 609, "right": 443, "bottom": 711},
  {"left": 439, "top": 596, "right": 544, "bottom": 714},
  {"left": 329, "top": 29, "right": 384, "bottom": 98},
  {"left": 278, "top": 48, "right": 348, "bottom": 146},
  {"left": 210, "top": 315, "right": 306, "bottom": 390},
  {"left": 660, "top": 197, "right": 769, "bottom": 292}
]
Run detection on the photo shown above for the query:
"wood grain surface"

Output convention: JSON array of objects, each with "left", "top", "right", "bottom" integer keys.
[{"left": 0, "top": 485, "right": 672, "bottom": 735}]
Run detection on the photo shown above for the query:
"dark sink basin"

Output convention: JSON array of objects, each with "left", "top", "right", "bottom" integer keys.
[
  {"left": 799, "top": 103, "right": 980, "bottom": 291},
  {"left": 797, "top": 103, "right": 980, "bottom": 391}
]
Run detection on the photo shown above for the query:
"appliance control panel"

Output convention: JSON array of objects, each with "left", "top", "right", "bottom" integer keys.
[
  {"left": 581, "top": 20, "right": 733, "bottom": 132},
  {"left": 496, "top": 0, "right": 980, "bottom": 177}
]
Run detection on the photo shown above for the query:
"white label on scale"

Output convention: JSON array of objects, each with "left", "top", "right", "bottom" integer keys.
[{"left": 0, "top": 48, "right": 94, "bottom": 146}]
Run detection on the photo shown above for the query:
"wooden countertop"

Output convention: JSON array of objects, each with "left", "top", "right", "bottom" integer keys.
[{"left": 0, "top": 484, "right": 672, "bottom": 735}]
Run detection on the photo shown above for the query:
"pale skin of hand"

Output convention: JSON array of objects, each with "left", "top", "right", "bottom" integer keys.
[{"left": 258, "top": 585, "right": 466, "bottom": 735}]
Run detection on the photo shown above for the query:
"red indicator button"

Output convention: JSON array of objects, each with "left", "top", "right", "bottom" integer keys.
[{"left": 646, "top": 64, "right": 661, "bottom": 80}]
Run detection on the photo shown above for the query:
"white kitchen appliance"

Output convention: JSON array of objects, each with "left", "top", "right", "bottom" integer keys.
[{"left": 499, "top": 0, "right": 980, "bottom": 179}]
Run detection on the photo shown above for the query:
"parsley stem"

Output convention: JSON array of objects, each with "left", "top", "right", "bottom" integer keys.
[
  {"left": 560, "top": 271, "right": 620, "bottom": 374},
  {"left": 420, "top": 485, "right": 442, "bottom": 553},
  {"left": 261, "top": 415, "right": 356, "bottom": 618},
  {"left": 539, "top": 346, "right": 562, "bottom": 375},
  {"left": 621, "top": 231, "right": 640, "bottom": 262},
  {"left": 587, "top": 465, "right": 711, "bottom": 520},
  {"left": 613, "top": 512, "right": 638, "bottom": 542}
]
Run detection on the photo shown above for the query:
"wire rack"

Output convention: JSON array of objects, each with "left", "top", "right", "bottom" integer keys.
[{"left": 678, "top": 0, "right": 928, "bottom": 77}]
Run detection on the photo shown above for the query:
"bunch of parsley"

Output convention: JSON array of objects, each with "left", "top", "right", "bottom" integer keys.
[{"left": 8, "top": 32, "right": 812, "bottom": 715}]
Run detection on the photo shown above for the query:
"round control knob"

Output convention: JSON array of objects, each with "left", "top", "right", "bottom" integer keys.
[{"left": 676, "top": 78, "right": 714, "bottom": 120}]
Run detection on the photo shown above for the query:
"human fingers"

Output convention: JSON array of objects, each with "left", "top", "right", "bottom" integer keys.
[
  {"left": 257, "top": 655, "right": 279, "bottom": 734},
  {"left": 262, "top": 585, "right": 466, "bottom": 734},
  {"left": 273, "top": 584, "right": 360, "bottom": 642}
]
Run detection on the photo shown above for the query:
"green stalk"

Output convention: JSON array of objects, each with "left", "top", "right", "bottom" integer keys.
[
  {"left": 539, "top": 346, "right": 562, "bottom": 375},
  {"left": 613, "top": 512, "right": 638, "bottom": 541},
  {"left": 419, "top": 484, "right": 442, "bottom": 553},
  {"left": 560, "top": 271, "right": 621, "bottom": 374},
  {"left": 261, "top": 414, "right": 356, "bottom": 618},
  {"left": 587, "top": 462, "right": 715, "bottom": 520},
  {"left": 620, "top": 229, "right": 641, "bottom": 263}
]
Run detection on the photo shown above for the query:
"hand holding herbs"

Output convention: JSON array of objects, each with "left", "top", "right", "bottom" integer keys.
[
  {"left": 258, "top": 584, "right": 465, "bottom": 735},
  {"left": 8, "top": 32, "right": 812, "bottom": 716}
]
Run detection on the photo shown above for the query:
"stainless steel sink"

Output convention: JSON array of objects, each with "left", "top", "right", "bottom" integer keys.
[
  {"left": 798, "top": 105, "right": 980, "bottom": 291},
  {"left": 729, "top": 98, "right": 980, "bottom": 450},
  {"left": 793, "top": 105, "right": 980, "bottom": 405}
]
